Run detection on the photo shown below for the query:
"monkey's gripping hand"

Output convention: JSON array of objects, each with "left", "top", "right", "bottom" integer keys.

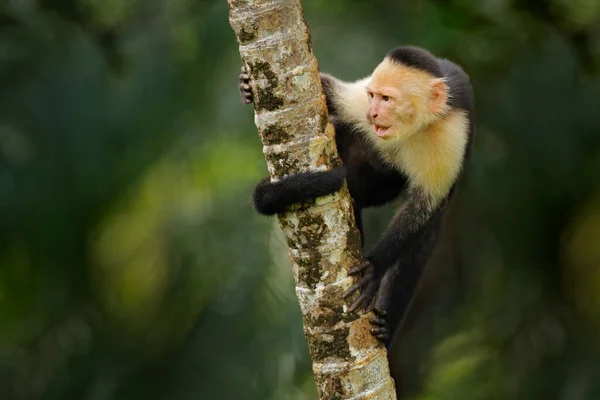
[
  {"left": 342, "top": 260, "right": 381, "bottom": 313},
  {"left": 342, "top": 260, "right": 391, "bottom": 343},
  {"left": 239, "top": 66, "right": 253, "bottom": 104}
]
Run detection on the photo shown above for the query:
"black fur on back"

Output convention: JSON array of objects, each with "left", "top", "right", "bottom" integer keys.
[
  {"left": 386, "top": 46, "right": 444, "bottom": 78},
  {"left": 438, "top": 58, "right": 473, "bottom": 113}
]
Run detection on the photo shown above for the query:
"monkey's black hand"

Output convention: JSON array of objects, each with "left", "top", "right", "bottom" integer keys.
[
  {"left": 342, "top": 260, "right": 380, "bottom": 313},
  {"left": 239, "top": 66, "right": 253, "bottom": 104},
  {"left": 369, "top": 308, "right": 389, "bottom": 343}
]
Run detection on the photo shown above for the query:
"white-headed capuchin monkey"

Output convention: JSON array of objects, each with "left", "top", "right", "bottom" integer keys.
[{"left": 240, "top": 46, "right": 475, "bottom": 351}]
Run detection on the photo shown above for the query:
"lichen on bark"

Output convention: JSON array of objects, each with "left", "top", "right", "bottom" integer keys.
[{"left": 249, "top": 60, "right": 284, "bottom": 111}]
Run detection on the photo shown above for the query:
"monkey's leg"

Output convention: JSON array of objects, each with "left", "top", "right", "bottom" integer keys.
[{"left": 369, "top": 224, "right": 441, "bottom": 346}]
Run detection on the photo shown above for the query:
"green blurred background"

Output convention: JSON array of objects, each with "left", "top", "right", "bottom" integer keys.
[{"left": 1, "top": 0, "right": 600, "bottom": 399}]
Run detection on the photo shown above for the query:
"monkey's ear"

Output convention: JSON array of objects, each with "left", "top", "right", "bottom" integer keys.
[{"left": 428, "top": 79, "right": 448, "bottom": 114}]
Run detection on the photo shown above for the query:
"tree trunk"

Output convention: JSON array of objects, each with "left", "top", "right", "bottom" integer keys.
[{"left": 227, "top": 1, "right": 397, "bottom": 398}]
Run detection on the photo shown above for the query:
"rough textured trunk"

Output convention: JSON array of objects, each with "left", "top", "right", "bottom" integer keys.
[{"left": 228, "top": 0, "right": 397, "bottom": 398}]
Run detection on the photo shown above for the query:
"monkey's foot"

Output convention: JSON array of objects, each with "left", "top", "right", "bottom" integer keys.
[
  {"left": 239, "top": 66, "right": 253, "bottom": 104},
  {"left": 369, "top": 308, "right": 389, "bottom": 343},
  {"left": 342, "top": 260, "right": 379, "bottom": 313}
]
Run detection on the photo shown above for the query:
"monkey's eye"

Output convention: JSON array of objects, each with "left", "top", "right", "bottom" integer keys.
[
  {"left": 382, "top": 95, "right": 390, "bottom": 101},
  {"left": 368, "top": 92, "right": 374, "bottom": 98}
]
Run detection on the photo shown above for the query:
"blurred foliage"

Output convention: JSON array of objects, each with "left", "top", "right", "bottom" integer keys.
[{"left": 0, "top": 0, "right": 600, "bottom": 399}]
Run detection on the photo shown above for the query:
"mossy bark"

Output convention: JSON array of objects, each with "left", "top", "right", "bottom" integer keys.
[{"left": 228, "top": 0, "right": 397, "bottom": 398}]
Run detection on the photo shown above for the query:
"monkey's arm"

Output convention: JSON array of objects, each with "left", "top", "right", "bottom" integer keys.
[
  {"left": 344, "top": 187, "right": 447, "bottom": 311},
  {"left": 368, "top": 188, "right": 445, "bottom": 268},
  {"left": 320, "top": 73, "right": 340, "bottom": 116},
  {"left": 252, "top": 168, "right": 346, "bottom": 215}
]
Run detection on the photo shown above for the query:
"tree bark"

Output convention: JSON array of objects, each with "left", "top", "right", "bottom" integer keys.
[{"left": 227, "top": 1, "right": 397, "bottom": 398}]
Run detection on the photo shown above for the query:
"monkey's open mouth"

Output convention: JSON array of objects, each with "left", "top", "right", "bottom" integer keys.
[{"left": 374, "top": 125, "right": 390, "bottom": 138}]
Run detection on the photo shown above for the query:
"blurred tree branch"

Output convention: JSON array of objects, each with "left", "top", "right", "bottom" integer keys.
[{"left": 227, "top": 0, "right": 397, "bottom": 398}]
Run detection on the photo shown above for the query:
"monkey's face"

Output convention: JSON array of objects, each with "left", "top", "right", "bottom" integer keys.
[
  {"left": 367, "top": 59, "right": 448, "bottom": 142},
  {"left": 365, "top": 85, "right": 405, "bottom": 139}
]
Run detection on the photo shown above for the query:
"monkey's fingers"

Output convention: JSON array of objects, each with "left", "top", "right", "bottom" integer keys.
[
  {"left": 372, "top": 307, "right": 387, "bottom": 317},
  {"left": 375, "top": 333, "right": 389, "bottom": 342},
  {"left": 239, "top": 67, "right": 253, "bottom": 104},
  {"left": 370, "top": 319, "right": 388, "bottom": 338},
  {"left": 369, "top": 316, "right": 386, "bottom": 327},
  {"left": 341, "top": 276, "right": 370, "bottom": 299},
  {"left": 239, "top": 83, "right": 253, "bottom": 104},
  {"left": 348, "top": 290, "right": 373, "bottom": 313},
  {"left": 370, "top": 326, "right": 387, "bottom": 335},
  {"left": 348, "top": 260, "right": 371, "bottom": 276},
  {"left": 368, "top": 307, "right": 389, "bottom": 342}
]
